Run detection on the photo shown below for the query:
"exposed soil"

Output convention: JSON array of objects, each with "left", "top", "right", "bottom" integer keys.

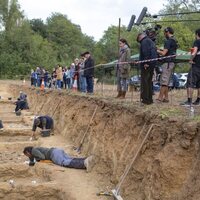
[{"left": 1, "top": 80, "right": 200, "bottom": 199}]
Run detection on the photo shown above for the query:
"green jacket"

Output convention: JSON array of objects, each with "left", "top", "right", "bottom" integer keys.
[
  {"left": 117, "top": 45, "right": 131, "bottom": 78},
  {"left": 31, "top": 147, "right": 54, "bottom": 161}
]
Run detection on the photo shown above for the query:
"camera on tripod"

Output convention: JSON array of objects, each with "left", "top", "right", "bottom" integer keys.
[{"left": 144, "top": 24, "right": 162, "bottom": 42}]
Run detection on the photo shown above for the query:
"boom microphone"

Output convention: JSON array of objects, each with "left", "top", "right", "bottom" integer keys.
[
  {"left": 135, "top": 7, "right": 148, "bottom": 25},
  {"left": 127, "top": 15, "right": 136, "bottom": 31}
]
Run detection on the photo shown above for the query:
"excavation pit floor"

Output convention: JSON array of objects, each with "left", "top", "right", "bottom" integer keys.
[
  {"left": 0, "top": 151, "right": 26, "bottom": 164},
  {"left": 0, "top": 183, "right": 67, "bottom": 200},
  {"left": 3, "top": 123, "right": 31, "bottom": 130},
  {"left": 0, "top": 135, "right": 30, "bottom": 142},
  {"left": 0, "top": 164, "right": 51, "bottom": 183}
]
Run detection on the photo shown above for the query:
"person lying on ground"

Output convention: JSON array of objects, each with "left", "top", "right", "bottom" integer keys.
[
  {"left": 23, "top": 146, "right": 95, "bottom": 172},
  {"left": 31, "top": 115, "right": 54, "bottom": 140}
]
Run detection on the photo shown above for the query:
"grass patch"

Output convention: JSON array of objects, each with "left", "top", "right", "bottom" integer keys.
[
  {"left": 159, "top": 108, "right": 182, "bottom": 119},
  {"left": 192, "top": 115, "right": 200, "bottom": 121}
]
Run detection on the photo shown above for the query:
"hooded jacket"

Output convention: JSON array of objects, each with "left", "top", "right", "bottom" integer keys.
[{"left": 117, "top": 45, "right": 131, "bottom": 78}]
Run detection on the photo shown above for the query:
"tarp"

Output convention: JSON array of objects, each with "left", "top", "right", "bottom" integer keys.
[
  {"left": 103, "top": 49, "right": 190, "bottom": 68},
  {"left": 129, "top": 49, "right": 190, "bottom": 62}
]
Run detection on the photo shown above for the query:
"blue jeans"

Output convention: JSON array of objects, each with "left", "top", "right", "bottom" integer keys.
[
  {"left": 79, "top": 75, "right": 87, "bottom": 92},
  {"left": 70, "top": 78, "right": 74, "bottom": 89},
  {"left": 44, "top": 81, "right": 48, "bottom": 88},
  {"left": 37, "top": 78, "right": 41, "bottom": 87},
  {"left": 117, "top": 77, "right": 128, "bottom": 92},
  {"left": 57, "top": 80, "right": 61, "bottom": 89},
  {"left": 86, "top": 76, "right": 94, "bottom": 93},
  {"left": 50, "top": 149, "right": 72, "bottom": 166}
]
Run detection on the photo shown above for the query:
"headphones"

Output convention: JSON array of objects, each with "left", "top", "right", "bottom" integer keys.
[{"left": 164, "top": 27, "right": 174, "bottom": 34}]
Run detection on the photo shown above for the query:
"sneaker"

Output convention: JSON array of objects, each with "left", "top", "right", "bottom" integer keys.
[
  {"left": 180, "top": 101, "right": 191, "bottom": 106},
  {"left": 193, "top": 101, "right": 200, "bottom": 105},
  {"left": 84, "top": 156, "right": 95, "bottom": 173}
]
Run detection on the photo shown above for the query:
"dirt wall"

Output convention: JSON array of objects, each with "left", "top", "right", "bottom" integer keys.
[{"left": 11, "top": 85, "right": 200, "bottom": 200}]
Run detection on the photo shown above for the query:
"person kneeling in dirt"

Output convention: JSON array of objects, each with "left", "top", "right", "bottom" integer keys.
[
  {"left": 31, "top": 115, "right": 54, "bottom": 140},
  {"left": 14, "top": 98, "right": 28, "bottom": 113},
  {"left": 18, "top": 91, "right": 29, "bottom": 109},
  {"left": 23, "top": 146, "right": 95, "bottom": 172}
]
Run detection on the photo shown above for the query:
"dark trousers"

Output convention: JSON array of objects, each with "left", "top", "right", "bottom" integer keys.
[
  {"left": 50, "top": 149, "right": 86, "bottom": 169},
  {"left": 86, "top": 76, "right": 94, "bottom": 93},
  {"left": 68, "top": 158, "right": 86, "bottom": 169},
  {"left": 63, "top": 79, "right": 67, "bottom": 89},
  {"left": 141, "top": 67, "right": 154, "bottom": 104},
  {"left": 31, "top": 78, "right": 37, "bottom": 86},
  {"left": 15, "top": 101, "right": 26, "bottom": 112}
]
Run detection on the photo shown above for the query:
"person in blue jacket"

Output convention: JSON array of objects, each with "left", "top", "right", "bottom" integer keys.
[{"left": 31, "top": 115, "right": 54, "bottom": 140}]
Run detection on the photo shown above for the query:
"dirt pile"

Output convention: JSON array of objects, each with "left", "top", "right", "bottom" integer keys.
[{"left": 10, "top": 85, "right": 200, "bottom": 200}]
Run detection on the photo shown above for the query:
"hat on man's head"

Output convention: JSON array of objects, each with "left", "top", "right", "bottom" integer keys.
[
  {"left": 136, "top": 32, "right": 146, "bottom": 42},
  {"left": 164, "top": 27, "right": 174, "bottom": 34},
  {"left": 82, "top": 51, "right": 90, "bottom": 56},
  {"left": 34, "top": 118, "right": 40, "bottom": 126}
]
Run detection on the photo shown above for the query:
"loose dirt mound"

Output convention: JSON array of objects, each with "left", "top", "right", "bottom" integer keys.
[{"left": 9, "top": 84, "right": 200, "bottom": 200}]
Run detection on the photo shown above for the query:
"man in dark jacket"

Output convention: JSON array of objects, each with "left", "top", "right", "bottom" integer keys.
[
  {"left": 83, "top": 51, "right": 95, "bottom": 94},
  {"left": 31, "top": 115, "right": 54, "bottom": 140},
  {"left": 137, "top": 33, "right": 157, "bottom": 104},
  {"left": 23, "top": 146, "right": 95, "bottom": 172},
  {"left": 15, "top": 98, "right": 27, "bottom": 113},
  {"left": 19, "top": 91, "right": 29, "bottom": 109}
]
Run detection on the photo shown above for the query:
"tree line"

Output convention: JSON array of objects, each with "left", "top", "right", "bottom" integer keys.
[{"left": 0, "top": 0, "right": 199, "bottom": 78}]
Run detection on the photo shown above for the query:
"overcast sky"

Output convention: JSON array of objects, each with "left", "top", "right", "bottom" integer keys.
[{"left": 18, "top": 0, "right": 166, "bottom": 41}]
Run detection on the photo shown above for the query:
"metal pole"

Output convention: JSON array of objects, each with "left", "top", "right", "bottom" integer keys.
[
  {"left": 114, "top": 124, "right": 154, "bottom": 196},
  {"left": 118, "top": 18, "right": 121, "bottom": 54}
]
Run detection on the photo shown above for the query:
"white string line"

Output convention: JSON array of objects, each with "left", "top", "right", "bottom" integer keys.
[{"left": 75, "top": 51, "right": 199, "bottom": 74}]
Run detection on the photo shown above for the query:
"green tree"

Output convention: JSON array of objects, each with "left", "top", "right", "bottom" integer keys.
[
  {"left": 0, "top": 0, "right": 23, "bottom": 32},
  {"left": 46, "top": 13, "right": 85, "bottom": 62},
  {"left": 29, "top": 18, "right": 47, "bottom": 38}
]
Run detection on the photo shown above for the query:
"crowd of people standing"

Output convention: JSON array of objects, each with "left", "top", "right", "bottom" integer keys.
[
  {"left": 30, "top": 51, "right": 95, "bottom": 94},
  {"left": 30, "top": 27, "right": 200, "bottom": 106},
  {"left": 116, "top": 27, "right": 200, "bottom": 106}
]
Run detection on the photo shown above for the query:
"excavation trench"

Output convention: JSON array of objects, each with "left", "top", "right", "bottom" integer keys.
[
  {"left": 0, "top": 99, "right": 70, "bottom": 199},
  {"left": 0, "top": 184, "right": 67, "bottom": 200},
  {"left": 2, "top": 84, "right": 200, "bottom": 200},
  {"left": 0, "top": 163, "right": 52, "bottom": 183}
]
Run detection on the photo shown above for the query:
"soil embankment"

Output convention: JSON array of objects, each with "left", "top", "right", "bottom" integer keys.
[{"left": 2, "top": 83, "right": 200, "bottom": 200}]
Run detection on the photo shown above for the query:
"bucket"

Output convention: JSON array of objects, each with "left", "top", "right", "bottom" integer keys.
[
  {"left": 0, "top": 120, "right": 3, "bottom": 129},
  {"left": 15, "top": 110, "right": 21, "bottom": 116},
  {"left": 41, "top": 130, "right": 50, "bottom": 137}
]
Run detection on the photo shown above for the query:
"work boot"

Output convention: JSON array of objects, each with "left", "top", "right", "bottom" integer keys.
[
  {"left": 115, "top": 91, "right": 122, "bottom": 98},
  {"left": 120, "top": 91, "right": 126, "bottom": 99},
  {"left": 84, "top": 156, "right": 95, "bottom": 173}
]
